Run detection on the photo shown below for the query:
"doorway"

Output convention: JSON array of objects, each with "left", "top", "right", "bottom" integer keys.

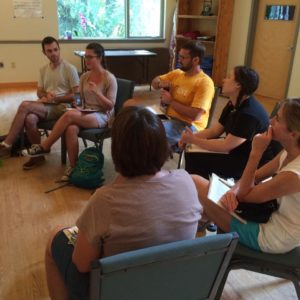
[{"left": 246, "top": 0, "right": 300, "bottom": 102}]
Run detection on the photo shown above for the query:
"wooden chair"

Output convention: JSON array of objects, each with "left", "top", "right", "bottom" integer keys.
[
  {"left": 89, "top": 232, "right": 238, "bottom": 300},
  {"left": 217, "top": 243, "right": 300, "bottom": 299},
  {"left": 177, "top": 86, "right": 220, "bottom": 168}
]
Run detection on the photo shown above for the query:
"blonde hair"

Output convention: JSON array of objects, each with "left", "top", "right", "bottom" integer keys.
[{"left": 281, "top": 98, "right": 300, "bottom": 146}]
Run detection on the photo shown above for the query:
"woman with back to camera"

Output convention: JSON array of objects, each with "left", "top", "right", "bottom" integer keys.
[
  {"left": 192, "top": 98, "right": 300, "bottom": 253},
  {"left": 45, "top": 106, "right": 202, "bottom": 299},
  {"left": 179, "top": 65, "right": 275, "bottom": 180},
  {"left": 23, "top": 42, "right": 117, "bottom": 181}
]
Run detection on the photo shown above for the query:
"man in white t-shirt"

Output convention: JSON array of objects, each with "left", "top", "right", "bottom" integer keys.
[{"left": 0, "top": 36, "right": 79, "bottom": 169}]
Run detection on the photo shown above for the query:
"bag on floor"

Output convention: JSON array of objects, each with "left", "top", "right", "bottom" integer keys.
[{"left": 69, "top": 147, "right": 105, "bottom": 189}]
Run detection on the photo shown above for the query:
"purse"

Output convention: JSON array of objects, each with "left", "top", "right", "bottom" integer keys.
[{"left": 234, "top": 199, "right": 279, "bottom": 223}]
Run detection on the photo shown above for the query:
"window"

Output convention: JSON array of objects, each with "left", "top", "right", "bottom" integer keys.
[{"left": 57, "top": 0, "right": 164, "bottom": 40}]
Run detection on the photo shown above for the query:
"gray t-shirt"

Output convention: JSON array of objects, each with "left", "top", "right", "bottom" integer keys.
[
  {"left": 77, "top": 169, "right": 202, "bottom": 257},
  {"left": 38, "top": 60, "right": 79, "bottom": 96}
]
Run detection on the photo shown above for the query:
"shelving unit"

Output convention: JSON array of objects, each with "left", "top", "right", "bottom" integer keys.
[{"left": 175, "top": 0, "right": 234, "bottom": 86}]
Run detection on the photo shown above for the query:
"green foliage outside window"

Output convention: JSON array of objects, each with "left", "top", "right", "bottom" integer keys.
[{"left": 57, "top": 0, "right": 163, "bottom": 40}]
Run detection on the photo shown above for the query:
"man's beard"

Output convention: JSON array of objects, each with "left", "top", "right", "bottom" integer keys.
[{"left": 180, "top": 63, "right": 193, "bottom": 72}]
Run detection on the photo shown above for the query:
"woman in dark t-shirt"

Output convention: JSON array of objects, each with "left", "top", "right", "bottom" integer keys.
[{"left": 179, "top": 66, "right": 274, "bottom": 180}]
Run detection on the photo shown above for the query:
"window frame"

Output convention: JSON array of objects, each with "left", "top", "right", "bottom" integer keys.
[{"left": 57, "top": 0, "right": 165, "bottom": 41}]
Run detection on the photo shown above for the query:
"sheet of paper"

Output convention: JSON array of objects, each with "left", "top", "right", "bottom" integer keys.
[
  {"left": 208, "top": 173, "right": 247, "bottom": 224},
  {"left": 185, "top": 144, "right": 229, "bottom": 154}
]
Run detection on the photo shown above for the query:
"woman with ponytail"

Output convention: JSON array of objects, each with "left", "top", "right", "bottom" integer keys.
[
  {"left": 179, "top": 66, "right": 273, "bottom": 180},
  {"left": 23, "top": 42, "right": 117, "bottom": 181}
]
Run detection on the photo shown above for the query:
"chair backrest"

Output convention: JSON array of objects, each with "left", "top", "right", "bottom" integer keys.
[
  {"left": 176, "top": 86, "right": 220, "bottom": 168},
  {"left": 206, "top": 86, "right": 220, "bottom": 129},
  {"left": 269, "top": 101, "right": 281, "bottom": 119},
  {"left": 115, "top": 78, "right": 135, "bottom": 115},
  {"left": 89, "top": 232, "right": 238, "bottom": 300}
]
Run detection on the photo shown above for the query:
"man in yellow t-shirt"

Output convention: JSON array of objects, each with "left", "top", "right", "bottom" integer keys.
[{"left": 152, "top": 40, "right": 214, "bottom": 148}]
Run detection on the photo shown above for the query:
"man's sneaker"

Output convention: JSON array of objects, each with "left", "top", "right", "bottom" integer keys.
[
  {"left": 0, "top": 143, "right": 11, "bottom": 158},
  {"left": 60, "top": 166, "right": 74, "bottom": 182},
  {"left": 23, "top": 156, "right": 46, "bottom": 170},
  {"left": 22, "top": 144, "right": 50, "bottom": 157}
]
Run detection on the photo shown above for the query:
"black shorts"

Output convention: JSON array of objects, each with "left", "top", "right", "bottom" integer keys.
[{"left": 51, "top": 230, "right": 89, "bottom": 300}]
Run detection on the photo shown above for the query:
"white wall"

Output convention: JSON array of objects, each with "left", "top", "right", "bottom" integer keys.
[
  {"left": 288, "top": 28, "right": 300, "bottom": 97},
  {"left": 0, "top": 0, "right": 299, "bottom": 97},
  {"left": 228, "top": 0, "right": 300, "bottom": 97},
  {"left": 227, "top": 0, "right": 253, "bottom": 72},
  {"left": 0, "top": 0, "right": 176, "bottom": 83}
]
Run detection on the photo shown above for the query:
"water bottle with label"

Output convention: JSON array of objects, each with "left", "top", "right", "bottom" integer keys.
[{"left": 74, "top": 92, "right": 81, "bottom": 107}]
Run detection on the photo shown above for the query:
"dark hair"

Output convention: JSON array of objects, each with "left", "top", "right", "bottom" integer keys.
[
  {"left": 86, "top": 42, "right": 107, "bottom": 69},
  {"left": 281, "top": 98, "right": 300, "bottom": 147},
  {"left": 234, "top": 66, "right": 259, "bottom": 108},
  {"left": 181, "top": 40, "right": 206, "bottom": 64},
  {"left": 111, "top": 106, "right": 170, "bottom": 177},
  {"left": 41, "top": 36, "right": 59, "bottom": 52}
]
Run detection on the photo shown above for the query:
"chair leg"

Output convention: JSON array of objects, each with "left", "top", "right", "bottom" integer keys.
[
  {"left": 177, "top": 150, "right": 184, "bottom": 169},
  {"left": 292, "top": 279, "right": 300, "bottom": 299},
  {"left": 82, "top": 138, "right": 88, "bottom": 148},
  {"left": 61, "top": 134, "right": 67, "bottom": 165}
]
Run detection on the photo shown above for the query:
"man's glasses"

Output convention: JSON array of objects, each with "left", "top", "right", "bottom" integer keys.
[
  {"left": 178, "top": 54, "right": 191, "bottom": 60},
  {"left": 84, "top": 55, "right": 98, "bottom": 60}
]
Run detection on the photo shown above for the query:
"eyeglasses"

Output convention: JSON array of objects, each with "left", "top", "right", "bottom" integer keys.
[
  {"left": 178, "top": 54, "right": 191, "bottom": 60},
  {"left": 84, "top": 55, "right": 99, "bottom": 60}
]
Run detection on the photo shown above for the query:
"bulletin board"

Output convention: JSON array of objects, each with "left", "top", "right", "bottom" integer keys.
[{"left": 0, "top": 0, "right": 58, "bottom": 42}]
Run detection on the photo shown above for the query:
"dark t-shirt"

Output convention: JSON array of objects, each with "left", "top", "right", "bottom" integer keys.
[{"left": 219, "top": 96, "right": 269, "bottom": 156}]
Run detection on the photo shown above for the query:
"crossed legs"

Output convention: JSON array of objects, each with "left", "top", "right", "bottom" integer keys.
[
  {"left": 3, "top": 100, "right": 47, "bottom": 146},
  {"left": 38, "top": 110, "right": 99, "bottom": 167}
]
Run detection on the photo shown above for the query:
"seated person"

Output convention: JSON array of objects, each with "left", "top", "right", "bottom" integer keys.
[
  {"left": 192, "top": 98, "right": 300, "bottom": 253},
  {"left": 23, "top": 42, "right": 117, "bottom": 181},
  {"left": 125, "top": 40, "right": 214, "bottom": 150},
  {"left": 45, "top": 106, "right": 202, "bottom": 299},
  {"left": 180, "top": 66, "right": 274, "bottom": 180},
  {"left": 0, "top": 36, "right": 79, "bottom": 170}
]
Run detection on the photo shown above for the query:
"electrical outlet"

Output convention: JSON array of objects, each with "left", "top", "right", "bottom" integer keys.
[
  {"left": 11, "top": 62, "right": 16, "bottom": 68},
  {"left": 0, "top": 62, "right": 4, "bottom": 68}
]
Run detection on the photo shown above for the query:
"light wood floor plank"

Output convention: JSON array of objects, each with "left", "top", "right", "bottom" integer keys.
[{"left": 0, "top": 85, "right": 296, "bottom": 299}]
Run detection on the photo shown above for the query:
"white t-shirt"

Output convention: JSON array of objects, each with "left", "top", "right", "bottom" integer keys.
[
  {"left": 258, "top": 151, "right": 300, "bottom": 253},
  {"left": 38, "top": 60, "right": 79, "bottom": 97},
  {"left": 77, "top": 169, "right": 202, "bottom": 257}
]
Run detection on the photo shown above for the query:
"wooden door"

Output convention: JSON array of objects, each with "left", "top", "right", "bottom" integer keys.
[{"left": 251, "top": 0, "right": 299, "bottom": 100}]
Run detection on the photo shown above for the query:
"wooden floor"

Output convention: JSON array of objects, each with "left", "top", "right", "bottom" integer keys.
[{"left": 0, "top": 86, "right": 297, "bottom": 299}]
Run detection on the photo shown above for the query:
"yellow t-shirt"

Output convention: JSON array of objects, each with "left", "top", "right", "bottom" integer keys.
[{"left": 160, "top": 69, "right": 214, "bottom": 131}]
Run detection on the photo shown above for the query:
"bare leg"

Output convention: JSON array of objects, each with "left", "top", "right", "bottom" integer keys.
[
  {"left": 45, "top": 228, "right": 71, "bottom": 300},
  {"left": 192, "top": 175, "right": 232, "bottom": 232},
  {"left": 41, "top": 110, "right": 99, "bottom": 151},
  {"left": 4, "top": 101, "right": 47, "bottom": 145},
  {"left": 24, "top": 113, "right": 42, "bottom": 144},
  {"left": 123, "top": 98, "right": 142, "bottom": 107},
  {"left": 65, "top": 125, "right": 80, "bottom": 168}
]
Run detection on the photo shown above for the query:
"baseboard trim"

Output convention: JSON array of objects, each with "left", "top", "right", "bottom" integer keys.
[{"left": 0, "top": 82, "right": 37, "bottom": 88}]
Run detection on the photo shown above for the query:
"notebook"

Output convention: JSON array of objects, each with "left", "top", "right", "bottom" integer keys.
[{"left": 208, "top": 173, "right": 247, "bottom": 224}]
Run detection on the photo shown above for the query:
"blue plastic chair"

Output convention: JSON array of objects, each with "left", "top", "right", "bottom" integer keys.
[{"left": 89, "top": 232, "right": 238, "bottom": 300}]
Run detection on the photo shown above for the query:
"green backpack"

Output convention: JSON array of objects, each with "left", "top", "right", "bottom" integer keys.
[{"left": 70, "top": 147, "right": 105, "bottom": 189}]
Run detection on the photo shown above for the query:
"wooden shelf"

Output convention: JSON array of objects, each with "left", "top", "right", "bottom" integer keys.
[
  {"left": 178, "top": 15, "right": 217, "bottom": 20},
  {"left": 175, "top": 0, "right": 234, "bottom": 86},
  {"left": 175, "top": 35, "right": 215, "bottom": 44}
]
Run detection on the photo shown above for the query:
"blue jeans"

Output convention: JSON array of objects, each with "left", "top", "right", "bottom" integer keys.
[{"left": 163, "top": 118, "right": 196, "bottom": 147}]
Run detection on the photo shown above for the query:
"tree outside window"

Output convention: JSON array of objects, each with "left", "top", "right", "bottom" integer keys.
[{"left": 57, "top": 0, "right": 163, "bottom": 40}]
